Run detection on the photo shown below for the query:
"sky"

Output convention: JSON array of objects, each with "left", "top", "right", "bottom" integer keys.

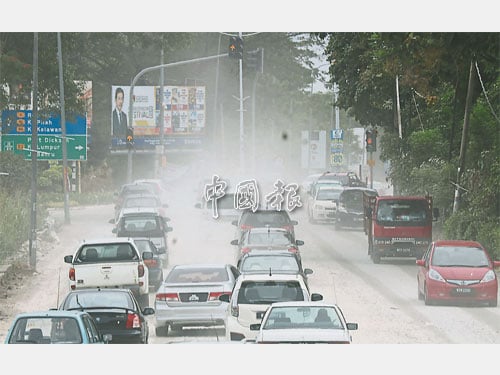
[{"left": 0, "top": 1, "right": 495, "bottom": 32}]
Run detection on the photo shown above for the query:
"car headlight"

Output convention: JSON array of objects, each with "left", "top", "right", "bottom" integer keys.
[
  {"left": 429, "top": 268, "right": 445, "bottom": 282},
  {"left": 480, "top": 270, "right": 496, "bottom": 283}
]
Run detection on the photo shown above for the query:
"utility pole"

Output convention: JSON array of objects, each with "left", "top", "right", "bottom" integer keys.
[
  {"left": 29, "top": 33, "right": 38, "bottom": 270},
  {"left": 453, "top": 60, "right": 475, "bottom": 213},
  {"left": 57, "top": 32, "right": 70, "bottom": 224},
  {"left": 157, "top": 47, "right": 165, "bottom": 179}
]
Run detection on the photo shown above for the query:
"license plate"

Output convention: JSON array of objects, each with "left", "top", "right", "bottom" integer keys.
[
  {"left": 455, "top": 288, "right": 472, "bottom": 294},
  {"left": 256, "top": 311, "right": 265, "bottom": 319},
  {"left": 396, "top": 248, "right": 411, "bottom": 253}
]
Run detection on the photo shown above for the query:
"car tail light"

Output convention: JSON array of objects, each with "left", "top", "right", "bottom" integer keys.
[
  {"left": 208, "top": 291, "right": 232, "bottom": 301},
  {"left": 230, "top": 304, "right": 239, "bottom": 317},
  {"left": 282, "top": 225, "right": 293, "bottom": 232},
  {"left": 288, "top": 247, "right": 298, "bottom": 253},
  {"left": 144, "top": 259, "right": 158, "bottom": 268},
  {"left": 125, "top": 313, "right": 141, "bottom": 329},
  {"left": 138, "top": 264, "right": 145, "bottom": 277},
  {"left": 241, "top": 247, "right": 251, "bottom": 254},
  {"left": 69, "top": 267, "right": 75, "bottom": 281},
  {"left": 156, "top": 293, "right": 179, "bottom": 302},
  {"left": 240, "top": 224, "right": 253, "bottom": 231}
]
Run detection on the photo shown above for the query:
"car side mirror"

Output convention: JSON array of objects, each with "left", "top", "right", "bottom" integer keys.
[
  {"left": 304, "top": 268, "right": 313, "bottom": 275},
  {"left": 163, "top": 217, "right": 171, "bottom": 222},
  {"left": 231, "top": 220, "right": 238, "bottom": 226},
  {"left": 415, "top": 259, "right": 426, "bottom": 267},
  {"left": 295, "top": 240, "right": 304, "bottom": 246},
  {"left": 108, "top": 218, "right": 115, "bottom": 224},
  {"left": 250, "top": 323, "right": 261, "bottom": 331},
  {"left": 142, "top": 307, "right": 155, "bottom": 316},
  {"left": 165, "top": 226, "right": 173, "bottom": 233},
  {"left": 310, "top": 293, "right": 323, "bottom": 301},
  {"left": 63, "top": 255, "right": 73, "bottom": 264},
  {"left": 346, "top": 323, "right": 358, "bottom": 330},
  {"left": 230, "top": 239, "right": 239, "bottom": 246},
  {"left": 290, "top": 220, "right": 298, "bottom": 225}
]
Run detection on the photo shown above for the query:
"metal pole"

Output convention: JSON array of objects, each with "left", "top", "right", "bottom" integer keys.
[
  {"left": 238, "top": 32, "right": 245, "bottom": 173},
  {"left": 29, "top": 33, "right": 38, "bottom": 270},
  {"left": 127, "top": 53, "right": 229, "bottom": 183},
  {"left": 57, "top": 32, "right": 70, "bottom": 224},
  {"left": 213, "top": 34, "right": 221, "bottom": 163},
  {"left": 158, "top": 47, "right": 165, "bottom": 179}
]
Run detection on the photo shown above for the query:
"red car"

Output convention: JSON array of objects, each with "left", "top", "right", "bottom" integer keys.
[{"left": 416, "top": 240, "right": 500, "bottom": 306}]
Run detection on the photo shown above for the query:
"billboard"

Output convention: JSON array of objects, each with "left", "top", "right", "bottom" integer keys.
[{"left": 111, "top": 85, "right": 206, "bottom": 151}]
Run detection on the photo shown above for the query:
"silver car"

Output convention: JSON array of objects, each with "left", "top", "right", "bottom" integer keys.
[{"left": 154, "top": 263, "right": 240, "bottom": 336}]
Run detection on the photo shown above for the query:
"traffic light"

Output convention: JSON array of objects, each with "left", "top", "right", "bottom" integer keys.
[
  {"left": 126, "top": 127, "right": 134, "bottom": 149},
  {"left": 228, "top": 36, "right": 243, "bottom": 59},
  {"left": 365, "top": 129, "right": 376, "bottom": 152},
  {"left": 246, "top": 48, "right": 264, "bottom": 73}
]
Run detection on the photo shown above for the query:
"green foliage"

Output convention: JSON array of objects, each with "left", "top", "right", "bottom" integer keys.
[{"left": 0, "top": 190, "right": 30, "bottom": 261}]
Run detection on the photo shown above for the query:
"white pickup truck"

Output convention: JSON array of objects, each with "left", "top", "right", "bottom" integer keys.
[{"left": 63, "top": 238, "right": 153, "bottom": 307}]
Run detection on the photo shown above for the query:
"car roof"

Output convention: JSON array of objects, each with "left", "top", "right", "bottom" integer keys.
[
  {"left": 267, "top": 301, "right": 339, "bottom": 308},
  {"left": 171, "top": 263, "right": 231, "bottom": 270},
  {"left": 13, "top": 310, "right": 89, "bottom": 319},
  {"left": 247, "top": 227, "right": 290, "bottom": 233},
  {"left": 119, "top": 207, "right": 161, "bottom": 215},
  {"left": 64, "top": 287, "right": 133, "bottom": 294},
  {"left": 341, "top": 187, "right": 377, "bottom": 193},
  {"left": 79, "top": 237, "right": 136, "bottom": 245},
  {"left": 241, "top": 249, "right": 297, "bottom": 257},
  {"left": 433, "top": 240, "right": 484, "bottom": 248},
  {"left": 236, "top": 273, "right": 305, "bottom": 282}
]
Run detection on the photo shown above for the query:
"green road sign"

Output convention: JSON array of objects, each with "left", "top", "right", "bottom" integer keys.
[{"left": 1, "top": 134, "right": 87, "bottom": 160}]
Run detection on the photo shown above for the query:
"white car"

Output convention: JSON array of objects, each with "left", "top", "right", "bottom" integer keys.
[
  {"left": 219, "top": 273, "right": 323, "bottom": 342},
  {"left": 307, "top": 184, "right": 344, "bottom": 223},
  {"left": 250, "top": 301, "right": 358, "bottom": 344}
]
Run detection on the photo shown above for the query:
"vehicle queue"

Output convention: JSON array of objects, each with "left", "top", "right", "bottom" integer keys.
[{"left": 4, "top": 172, "right": 499, "bottom": 344}]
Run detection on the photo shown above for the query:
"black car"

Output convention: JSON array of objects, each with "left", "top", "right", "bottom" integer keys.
[
  {"left": 335, "top": 187, "right": 378, "bottom": 230},
  {"left": 58, "top": 288, "right": 154, "bottom": 344},
  {"left": 133, "top": 237, "right": 166, "bottom": 290},
  {"left": 231, "top": 209, "right": 298, "bottom": 240}
]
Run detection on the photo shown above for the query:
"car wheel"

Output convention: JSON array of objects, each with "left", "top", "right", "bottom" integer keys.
[
  {"left": 155, "top": 325, "right": 169, "bottom": 337},
  {"left": 424, "top": 285, "right": 434, "bottom": 306},
  {"left": 417, "top": 287, "right": 424, "bottom": 300},
  {"left": 488, "top": 299, "right": 497, "bottom": 307},
  {"left": 370, "top": 252, "right": 380, "bottom": 264}
]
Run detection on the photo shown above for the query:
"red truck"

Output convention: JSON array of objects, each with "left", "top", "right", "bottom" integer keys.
[{"left": 363, "top": 194, "right": 439, "bottom": 263}]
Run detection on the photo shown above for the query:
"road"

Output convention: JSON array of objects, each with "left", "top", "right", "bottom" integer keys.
[{"left": 0, "top": 165, "right": 498, "bottom": 373}]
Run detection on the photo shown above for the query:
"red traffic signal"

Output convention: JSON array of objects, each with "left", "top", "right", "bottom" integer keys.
[{"left": 365, "top": 129, "right": 376, "bottom": 152}]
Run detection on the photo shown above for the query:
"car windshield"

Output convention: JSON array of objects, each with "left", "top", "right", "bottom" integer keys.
[
  {"left": 237, "top": 281, "right": 304, "bottom": 304},
  {"left": 63, "top": 292, "right": 134, "bottom": 310},
  {"left": 165, "top": 267, "right": 229, "bottom": 283},
  {"left": 240, "top": 256, "right": 300, "bottom": 273},
  {"left": 376, "top": 199, "right": 428, "bottom": 224},
  {"left": 432, "top": 246, "right": 490, "bottom": 267},
  {"left": 8, "top": 317, "right": 82, "bottom": 344},
  {"left": 262, "top": 306, "right": 343, "bottom": 330},
  {"left": 316, "top": 188, "right": 342, "bottom": 200}
]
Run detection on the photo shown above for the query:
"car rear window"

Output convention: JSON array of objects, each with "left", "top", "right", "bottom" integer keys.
[
  {"left": 76, "top": 244, "right": 138, "bottom": 262},
  {"left": 240, "top": 256, "right": 300, "bottom": 273},
  {"left": 63, "top": 292, "right": 134, "bottom": 310},
  {"left": 237, "top": 281, "right": 304, "bottom": 304},
  {"left": 165, "top": 267, "right": 229, "bottom": 283}
]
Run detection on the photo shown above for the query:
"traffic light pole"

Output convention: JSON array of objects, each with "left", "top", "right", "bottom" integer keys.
[{"left": 126, "top": 53, "right": 229, "bottom": 183}]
